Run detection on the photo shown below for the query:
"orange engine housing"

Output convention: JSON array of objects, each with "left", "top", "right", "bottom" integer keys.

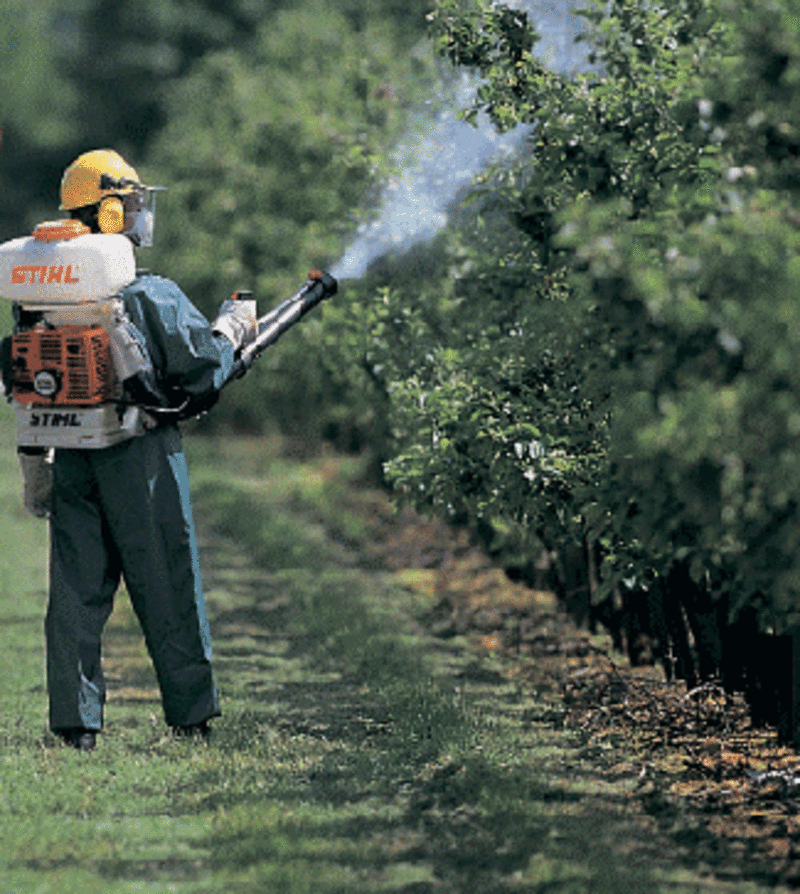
[{"left": 10, "top": 325, "right": 114, "bottom": 406}]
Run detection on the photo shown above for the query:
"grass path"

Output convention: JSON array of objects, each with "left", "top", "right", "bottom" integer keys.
[{"left": 0, "top": 429, "right": 790, "bottom": 893}]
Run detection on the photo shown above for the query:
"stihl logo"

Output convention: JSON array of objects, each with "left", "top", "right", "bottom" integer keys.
[
  {"left": 29, "top": 411, "right": 81, "bottom": 428},
  {"left": 11, "top": 265, "right": 80, "bottom": 284}
]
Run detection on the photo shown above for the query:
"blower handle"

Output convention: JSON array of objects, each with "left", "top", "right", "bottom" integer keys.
[{"left": 227, "top": 269, "right": 337, "bottom": 382}]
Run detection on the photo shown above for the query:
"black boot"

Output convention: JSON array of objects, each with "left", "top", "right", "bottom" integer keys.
[
  {"left": 55, "top": 727, "right": 97, "bottom": 751},
  {"left": 171, "top": 720, "right": 211, "bottom": 741}
]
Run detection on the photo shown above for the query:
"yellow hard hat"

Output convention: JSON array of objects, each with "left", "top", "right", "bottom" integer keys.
[{"left": 59, "top": 149, "right": 142, "bottom": 211}]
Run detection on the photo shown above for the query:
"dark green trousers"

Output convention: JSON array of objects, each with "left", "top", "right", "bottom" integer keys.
[{"left": 47, "top": 426, "right": 219, "bottom": 732}]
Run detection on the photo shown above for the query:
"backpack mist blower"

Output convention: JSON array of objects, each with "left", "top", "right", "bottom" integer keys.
[{"left": 0, "top": 216, "right": 337, "bottom": 447}]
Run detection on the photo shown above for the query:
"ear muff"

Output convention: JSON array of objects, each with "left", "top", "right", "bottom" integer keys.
[{"left": 97, "top": 196, "right": 125, "bottom": 234}]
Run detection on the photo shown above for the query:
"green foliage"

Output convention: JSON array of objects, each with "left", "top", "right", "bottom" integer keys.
[
  {"left": 554, "top": 0, "right": 800, "bottom": 625},
  {"left": 369, "top": 0, "right": 800, "bottom": 631},
  {"left": 61, "top": 0, "right": 267, "bottom": 153},
  {"left": 149, "top": 4, "right": 428, "bottom": 303},
  {"left": 0, "top": 0, "right": 79, "bottom": 236},
  {"left": 144, "top": 2, "right": 438, "bottom": 438},
  {"left": 0, "top": 0, "right": 269, "bottom": 237},
  {"left": 380, "top": 0, "right": 719, "bottom": 563},
  {"left": 0, "top": 0, "right": 78, "bottom": 149}
]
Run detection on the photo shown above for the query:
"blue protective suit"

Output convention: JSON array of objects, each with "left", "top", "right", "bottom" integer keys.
[{"left": 46, "top": 274, "right": 234, "bottom": 733}]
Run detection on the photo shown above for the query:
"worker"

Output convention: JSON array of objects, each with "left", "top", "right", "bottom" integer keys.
[{"left": 20, "top": 149, "right": 256, "bottom": 750}]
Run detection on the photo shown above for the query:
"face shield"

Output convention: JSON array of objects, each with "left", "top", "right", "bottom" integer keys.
[{"left": 121, "top": 186, "right": 165, "bottom": 247}]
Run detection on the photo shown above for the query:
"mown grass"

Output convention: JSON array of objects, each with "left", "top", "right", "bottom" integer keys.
[{"left": 0, "top": 412, "right": 789, "bottom": 893}]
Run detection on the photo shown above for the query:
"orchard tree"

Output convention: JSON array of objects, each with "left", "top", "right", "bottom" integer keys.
[
  {"left": 380, "top": 0, "right": 725, "bottom": 601},
  {"left": 370, "top": 0, "right": 800, "bottom": 687},
  {"left": 561, "top": 0, "right": 800, "bottom": 629}
]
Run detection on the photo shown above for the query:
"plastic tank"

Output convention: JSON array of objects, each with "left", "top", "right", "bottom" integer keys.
[{"left": 0, "top": 221, "right": 136, "bottom": 305}]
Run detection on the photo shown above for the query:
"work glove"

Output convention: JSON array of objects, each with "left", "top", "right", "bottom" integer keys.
[
  {"left": 18, "top": 449, "right": 53, "bottom": 519},
  {"left": 212, "top": 296, "right": 257, "bottom": 353}
]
